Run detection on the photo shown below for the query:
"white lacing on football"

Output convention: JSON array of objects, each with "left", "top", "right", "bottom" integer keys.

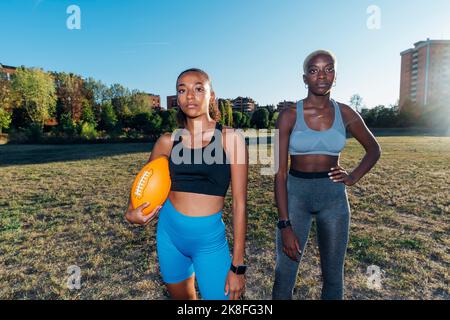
[{"left": 134, "top": 171, "right": 150, "bottom": 199}]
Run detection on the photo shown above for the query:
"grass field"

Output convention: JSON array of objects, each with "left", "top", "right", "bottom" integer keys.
[{"left": 0, "top": 136, "right": 449, "bottom": 300}]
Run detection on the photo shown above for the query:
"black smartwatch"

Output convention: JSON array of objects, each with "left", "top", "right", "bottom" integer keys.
[
  {"left": 277, "top": 219, "right": 292, "bottom": 229},
  {"left": 230, "top": 264, "right": 247, "bottom": 275}
]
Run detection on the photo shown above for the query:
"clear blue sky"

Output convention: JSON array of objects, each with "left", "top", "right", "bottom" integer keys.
[{"left": 1, "top": 0, "right": 449, "bottom": 109}]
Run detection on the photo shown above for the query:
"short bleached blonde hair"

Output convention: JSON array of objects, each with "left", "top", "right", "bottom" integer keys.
[{"left": 303, "top": 50, "right": 337, "bottom": 74}]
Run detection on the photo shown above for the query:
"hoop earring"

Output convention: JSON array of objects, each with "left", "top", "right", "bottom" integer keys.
[{"left": 305, "top": 84, "right": 309, "bottom": 89}]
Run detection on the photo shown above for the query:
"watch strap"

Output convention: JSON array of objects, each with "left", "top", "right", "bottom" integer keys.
[
  {"left": 230, "top": 264, "right": 247, "bottom": 275},
  {"left": 277, "top": 219, "right": 292, "bottom": 229}
]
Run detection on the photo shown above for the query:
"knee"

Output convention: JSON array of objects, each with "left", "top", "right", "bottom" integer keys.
[{"left": 166, "top": 275, "right": 198, "bottom": 300}]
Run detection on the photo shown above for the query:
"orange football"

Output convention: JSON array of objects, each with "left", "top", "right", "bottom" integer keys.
[{"left": 130, "top": 156, "right": 171, "bottom": 216}]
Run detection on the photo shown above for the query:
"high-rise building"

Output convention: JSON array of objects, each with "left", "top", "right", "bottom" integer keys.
[
  {"left": 277, "top": 100, "right": 296, "bottom": 111},
  {"left": 399, "top": 39, "right": 450, "bottom": 110},
  {"left": 232, "top": 96, "right": 256, "bottom": 113}
]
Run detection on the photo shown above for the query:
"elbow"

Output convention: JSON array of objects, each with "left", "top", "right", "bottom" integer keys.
[
  {"left": 367, "top": 142, "right": 381, "bottom": 161},
  {"left": 275, "top": 169, "right": 288, "bottom": 182},
  {"left": 374, "top": 144, "right": 382, "bottom": 160}
]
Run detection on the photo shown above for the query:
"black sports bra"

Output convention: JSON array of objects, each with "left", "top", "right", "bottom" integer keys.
[{"left": 168, "top": 122, "right": 231, "bottom": 197}]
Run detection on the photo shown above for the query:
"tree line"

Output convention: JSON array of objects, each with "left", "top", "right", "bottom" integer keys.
[
  {"left": 1, "top": 68, "right": 446, "bottom": 144},
  {"left": 0, "top": 67, "right": 281, "bottom": 143},
  {"left": 350, "top": 94, "right": 449, "bottom": 130}
]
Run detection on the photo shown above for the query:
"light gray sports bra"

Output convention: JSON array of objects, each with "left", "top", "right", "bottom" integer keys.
[{"left": 288, "top": 99, "right": 346, "bottom": 156}]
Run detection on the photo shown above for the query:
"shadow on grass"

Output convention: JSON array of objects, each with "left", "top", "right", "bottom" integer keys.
[
  {"left": 0, "top": 143, "right": 155, "bottom": 167},
  {"left": 0, "top": 137, "right": 271, "bottom": 167},
  {"left": 1, "top": 128, "right": 447, "bottom": 167}
]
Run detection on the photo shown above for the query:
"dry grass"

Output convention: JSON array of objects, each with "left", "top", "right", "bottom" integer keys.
[{"left": 0, "top": 136, "right": 449, "bottom": 300}]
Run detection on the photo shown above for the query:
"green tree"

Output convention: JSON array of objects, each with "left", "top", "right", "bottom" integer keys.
[
  {"left": 79, "top": 122, "right": 98, "bottom": 140},
  {"left": 361, "top": 105, "right": 401, "bottom": 128},
  {"left": 266, "top": 104, "right": 276, "bottom": 113},
  {"left": 58, "top": 112, "right": 77, "bottom": 136},
  {"left": 270, "top": 111, "right": 279, "bottom": 128},
  {"left": 132, "top": 111, "right": 163, "bottom": 135},
  {"left": 376, "top": 106, "right": 397, "bottom": 128},
  {"left": 360, "top": 108, "right": 376, "bottom": 127},
  {"left": 0, "top": 77, "right": 13, "bottom": 112},
  {"left": 148, "top": 112, "right": 163, "bottom": 135},
  {"left": 11, "top": 67, "right": 57, "bottom": 129},
  {"left": 84, "top": 77, "right": 109, "bottom": 104},
  {"left": 80, "top": 99, "right": 96, "bottom": 126},
  {"left": 232, "top": 111, "right": 243, "bottom": 128},
  {"left": 160, "top": 109, "right": 178, "bottom": 132},
  {"left": 241, "top": 113, "right": 251, "bottom": 129},
  {"left": 219, "top": 100, "right": 227, "bottom": 126},
  {"left": 225, "top": 100, "right": 233, "bottom": 127},
  {"left": 131, "top": 112, "right": 151, "bottom": 131},
  {"left": 0, "top": 107, "right": 12, "bottom": 134},
  {"left": 83, "top": 77, "right": 109, "bottom": 123},
  {"left": 53, "top": 72, "right": 85, "bottom": 122},
  {"left": 99, "top": 101, "right": 118, "bottom": 132},
  {"left": 11, "top": 107, "right": 30, "bottom": 129},
  {"left": 107, "top": 83, "right": 132, "bottom": 119},
  {"left": 129, "top": 92, "right": 152, "bottom": 115},
  {"left": 0, "top": 77, "right": 13, "bottom": 133},
  {"left": 250, "top": 108, "right": 269, "bottom": 129}
]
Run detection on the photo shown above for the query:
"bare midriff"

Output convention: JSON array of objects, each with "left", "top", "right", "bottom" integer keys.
[
  {"left": 290, "top": 154, "right": 339, "bottom": 173},
  {"left": 169, "top": 191, "right": 225, "bottom": 217}
]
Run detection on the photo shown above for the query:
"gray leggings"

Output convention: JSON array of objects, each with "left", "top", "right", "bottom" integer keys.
[{"left": 272, "top": 172, "right": 350, "bottom": 300}]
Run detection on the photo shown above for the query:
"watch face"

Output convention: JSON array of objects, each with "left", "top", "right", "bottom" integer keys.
[
  {"left": 236, "top": 265, "right": 247, "bottom": 274},
  {"left": 278, "top": 220, "right": 289, "bottom": 229},
  {"left": 278, "top": 220, "right": 292, "bottom": 229}
]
